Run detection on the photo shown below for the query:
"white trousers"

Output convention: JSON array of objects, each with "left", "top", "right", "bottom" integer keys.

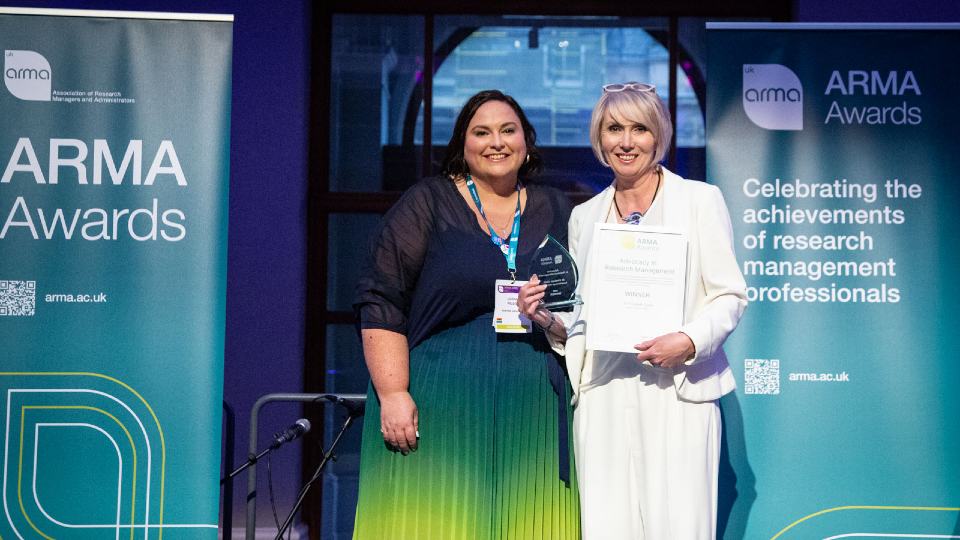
[{"left": 574, "top": 354, "right": 722, "bottom": 540}]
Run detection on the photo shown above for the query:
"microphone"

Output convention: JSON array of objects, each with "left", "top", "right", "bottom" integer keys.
[
  {"left": 271, "top": 418, "right": 311, "bottom": 449},
  {"left": 323, "top": 394, "right": 365, "bottom": 417},
  {"left": 221, "top": 417, "right": 312, "bottom": 485}
]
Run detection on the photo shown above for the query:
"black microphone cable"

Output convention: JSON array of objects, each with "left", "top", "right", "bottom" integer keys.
[{"left": 265, "top": 418, "right": 311, "bottom": 540}]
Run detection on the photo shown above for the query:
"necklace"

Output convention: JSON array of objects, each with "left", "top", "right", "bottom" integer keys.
[
  {"left": 613, "top": 168, "right": 661, "bottom": 224},
  {"left": 464, "top": 173, "right": 523, "bottom": 278},
  {"left": 488, "top": 213, "right": 514, "bottom": 237},
  {"left": 465, "top": 175, "right": 521, "bottom": 240}
]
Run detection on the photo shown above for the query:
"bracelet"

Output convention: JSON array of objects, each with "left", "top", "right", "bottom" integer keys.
[{"left": 542, "top": 313, "right": 556, "bottom": 334}]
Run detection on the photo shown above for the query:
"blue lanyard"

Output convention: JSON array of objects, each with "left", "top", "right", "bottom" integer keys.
[{"left": 465, "top": 174, "right": 521, "bottom": 279}]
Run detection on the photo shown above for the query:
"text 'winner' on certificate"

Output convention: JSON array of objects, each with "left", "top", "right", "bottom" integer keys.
[{"left": 585, "top": 223, "right": 688, "bottom": 353}]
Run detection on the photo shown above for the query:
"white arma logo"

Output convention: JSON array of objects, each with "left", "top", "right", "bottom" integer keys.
[
  {"left": 4, "top": 50, "right": 52, "bottom": 101},
  {"left": 742, "top": 64, "right": 802, "bottom": 131}
]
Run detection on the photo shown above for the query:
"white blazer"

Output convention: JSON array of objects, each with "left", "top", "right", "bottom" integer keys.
[{"left": 556, "top": 167, "right": 747, "bottom": 404}]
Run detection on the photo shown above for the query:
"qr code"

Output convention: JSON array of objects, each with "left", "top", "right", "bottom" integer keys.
[
  {"left": 0, "top": 280, "right": 36, "bottom": 317},
  {"left": 744, "top": 358, "right": 780, "bottom": 395}
]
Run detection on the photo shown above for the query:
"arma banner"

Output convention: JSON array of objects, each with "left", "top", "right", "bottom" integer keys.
[
  {"left": 0, "top": 8, "right": 232, "bottom": 539},
  {"left": 706, "top": 24, "right": 960, "bottom": 539}
]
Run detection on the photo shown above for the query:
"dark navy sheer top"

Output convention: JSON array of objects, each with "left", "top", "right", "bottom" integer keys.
[{"left": 354, "top": 176, "right": 572, "bottom": 348}]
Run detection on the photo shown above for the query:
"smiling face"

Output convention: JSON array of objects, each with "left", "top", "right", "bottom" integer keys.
[
  {"left": 463, "top": 100, "right": 527, "bottom": 185},
  {"left": 599, "top": 110, "right": 658, "bottom": 183}
]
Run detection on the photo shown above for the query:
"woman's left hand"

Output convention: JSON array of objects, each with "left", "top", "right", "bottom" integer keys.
[
  {"left": 517, "top": 274, "right": 547, "bottom": 320},
  {"left": 635, "top": 332, "right": 695, "bottom": 369}
]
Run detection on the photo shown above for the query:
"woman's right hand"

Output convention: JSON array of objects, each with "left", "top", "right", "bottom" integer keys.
[{"left": 379, "top": 390, "right": 419, "bottom": 454}]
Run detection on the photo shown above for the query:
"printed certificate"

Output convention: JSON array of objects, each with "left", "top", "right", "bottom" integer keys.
[{"left": 585, "top": 224, "right": 687, "bottom": 353}]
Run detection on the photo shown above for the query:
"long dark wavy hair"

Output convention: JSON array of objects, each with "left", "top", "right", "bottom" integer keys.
[{"left": 440, "top": 89, "right": 543, "bottom": 181}]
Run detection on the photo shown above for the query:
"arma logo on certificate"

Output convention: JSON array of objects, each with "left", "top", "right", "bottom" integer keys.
[
  {"left": 742, "top": 63, "right": 803, "bottom": 131},
  {"left": 4, "top": 50, "right": 51, "bottom": 101}
]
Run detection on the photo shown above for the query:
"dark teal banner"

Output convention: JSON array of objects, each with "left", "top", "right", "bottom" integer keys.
[
  {"left": 707, "top": 24, "right": 960, "bottom": 539},
  {"left": 0, "top": 8, "right": 232, "bottom": 539}
]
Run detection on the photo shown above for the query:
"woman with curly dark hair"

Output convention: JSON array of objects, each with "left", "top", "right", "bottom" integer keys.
[{"left": 353, "top": 89, "right": 580, "bottom": 539}]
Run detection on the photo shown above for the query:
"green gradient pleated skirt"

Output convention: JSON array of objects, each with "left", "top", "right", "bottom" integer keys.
[{"left": 353, "top": 317, "right": 580, "bottom": 539}]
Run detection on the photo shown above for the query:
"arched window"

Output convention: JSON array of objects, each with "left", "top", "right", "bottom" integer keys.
[{"left": 417, "top": 26, "right": 704, "bottom": 150}]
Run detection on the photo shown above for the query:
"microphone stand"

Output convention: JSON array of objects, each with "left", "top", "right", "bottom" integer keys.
[
  {"left": 223, "top": 420, "right": 310, "bottom": 486},
  {"left": 273, "top": 405, "right": 362, "bottom": 540},
  {"left": 221, "top": 445, "right": 276, "bottom": 485}
]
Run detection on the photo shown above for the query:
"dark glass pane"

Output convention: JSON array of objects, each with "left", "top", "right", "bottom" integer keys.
[{"left": 330, "top": 15, "right": 424, "bottom": 191}]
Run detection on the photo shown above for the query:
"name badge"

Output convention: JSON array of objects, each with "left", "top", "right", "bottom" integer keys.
[{"left": 493, "top": 279, "right": 532, "bottom": 333}]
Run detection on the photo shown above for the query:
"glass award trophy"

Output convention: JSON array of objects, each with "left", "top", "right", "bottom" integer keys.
[{"left": 528, "top": 235, "right": 582, "bottom": 309}]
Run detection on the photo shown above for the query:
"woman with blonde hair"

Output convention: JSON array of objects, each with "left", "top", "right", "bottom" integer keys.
[{"left": 520, "top": 82, "right": 747, "bottom": 539}]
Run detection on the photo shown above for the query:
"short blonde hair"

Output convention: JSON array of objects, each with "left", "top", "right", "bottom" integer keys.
[{"left": 589, "top": 85, "right": 673, "bottom": 168}]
